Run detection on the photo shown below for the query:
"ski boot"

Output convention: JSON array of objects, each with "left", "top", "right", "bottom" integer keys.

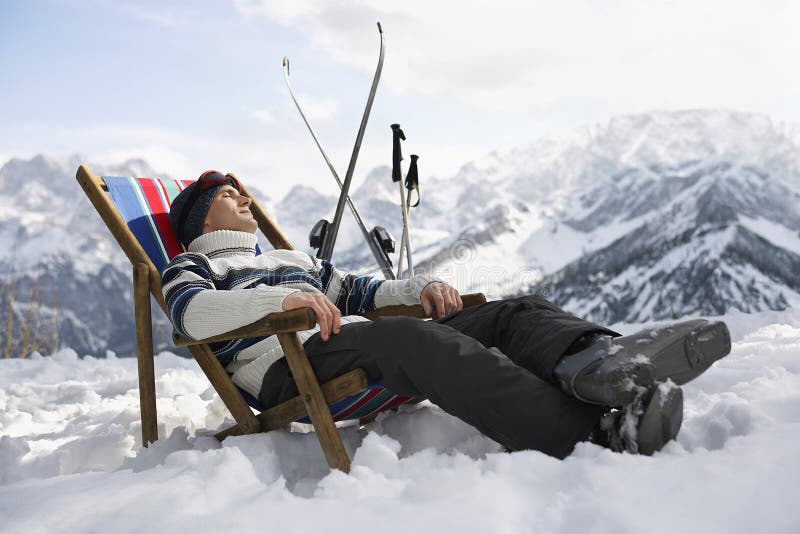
[
  {"left": 554, "top": 319, "right": 731, "bottom": 406},
  {"left": 626, "top": 319, "right": 731, "bottom": 385},
  {"left": 593, "top": 382, "right": 684, "bottom": 455}
]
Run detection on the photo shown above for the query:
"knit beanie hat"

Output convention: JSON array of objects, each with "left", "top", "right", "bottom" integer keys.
[{"left": 168, "top": 172, "right": 237, "bottom": 247}]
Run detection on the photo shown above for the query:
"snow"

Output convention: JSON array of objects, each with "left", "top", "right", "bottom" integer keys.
[
  {"left": 738, "top": 215, "right": 800, "bottom": 254},
  {"left": 519, "top": 208, "right": 650, "bottom": 274},
  {"left": 2, "top": 309, "right": 800, "bottom": 533}
]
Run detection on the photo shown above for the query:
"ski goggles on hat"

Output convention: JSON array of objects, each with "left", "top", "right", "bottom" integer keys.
[{"left": 196, "top": 170, "right": 241, "bottom": 191}]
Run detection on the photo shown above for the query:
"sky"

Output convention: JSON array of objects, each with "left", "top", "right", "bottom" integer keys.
[{"left": 1, "top": 0, "right": 799, "bottom": 202}]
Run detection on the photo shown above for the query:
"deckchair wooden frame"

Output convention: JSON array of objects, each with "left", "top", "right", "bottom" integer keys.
[{"left": 76, "top": 164, "right": 485, "bottom": 473}]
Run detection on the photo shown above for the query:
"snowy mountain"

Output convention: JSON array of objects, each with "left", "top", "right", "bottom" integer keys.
[
  {"left": 314, "top": 109, "right": 800, "bottom": 325},
  {"left": 0, "top": 155, "right": 175, "bottom": 358},
  {"left": 1, "top": 110, "right": 798, "bottom": 356},
  {"left": 0, "top": 155, "right": 290, "bottom": 359},
  {"left": 527, "top": 158, "right": 800, "bottom": 324}
]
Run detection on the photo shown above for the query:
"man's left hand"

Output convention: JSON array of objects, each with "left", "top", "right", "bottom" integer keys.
[{"left": 421, "top": 282, "right": 463, "bottom": 318}]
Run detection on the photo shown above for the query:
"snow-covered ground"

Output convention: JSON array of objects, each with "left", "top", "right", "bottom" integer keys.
[{"left": 1, "top": 308, "right": 799, "bottom": 534}]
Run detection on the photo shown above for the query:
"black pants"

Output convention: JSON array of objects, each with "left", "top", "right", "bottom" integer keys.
[{"left": 259, "top": 295, "right": 618, "bottom": 459}]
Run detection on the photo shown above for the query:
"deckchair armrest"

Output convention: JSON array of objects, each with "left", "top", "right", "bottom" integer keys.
[
  {"left": 172, "top": 308, "right": 316, "bottom": 346},
  {"left": 361, "top": 292, "right": 486, "bottom": 320},
  {"left": 172, "top": 292, "right": 486, "bottom": 346}
]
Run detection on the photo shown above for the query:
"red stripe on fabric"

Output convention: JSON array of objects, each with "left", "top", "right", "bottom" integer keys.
[
  {"left": 362, "top": 394, "right": 399, "bottom": 419},
  {"left": 335, "top": 388, "right": 382, "bottom": 420},
  {"left": 152, "top": 179, "right": 184, "bottom": 258},
  {"left": 137, "top": 178, "right": 182, "bottom": 259},
  {"left": 353, "top": 394, "right": 414, "bottom": 421},
  {"left": 383, "top": 396, "right": 413, "bottom": 412}
]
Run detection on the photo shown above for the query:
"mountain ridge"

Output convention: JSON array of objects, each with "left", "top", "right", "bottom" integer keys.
[{"left": 1, "top": 109, "right": 798, "bottom": 356}]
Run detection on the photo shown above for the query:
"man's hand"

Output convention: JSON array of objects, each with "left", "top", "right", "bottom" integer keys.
[
  {"left": 421, "top": 282, "right": 463, "bottom": 319},
  {"left": 282, "top": 292, "right": 341, "bottom": 341}
]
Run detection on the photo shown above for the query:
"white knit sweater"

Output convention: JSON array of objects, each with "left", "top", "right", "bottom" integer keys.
[{"left": 161, "top": 230, "right": 436, "bottom": 398}]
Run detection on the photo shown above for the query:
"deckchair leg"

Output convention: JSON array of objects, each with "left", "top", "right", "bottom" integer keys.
[
  {"left": 133, "top": 263, "right": 158, "bottom": 446},
  {"left": 216, "top": 369, "right": 369, "bottom": 440},
  {"left": 188, "top": 344, "right": 261, "bottom": 435},
  {"left": 277, "top": 332, "right": 351, "bottom": 473}
]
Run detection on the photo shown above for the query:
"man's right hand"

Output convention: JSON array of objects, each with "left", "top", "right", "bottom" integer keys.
[{"left": 282, "top": 292, "right": 341, "bottom": 341}]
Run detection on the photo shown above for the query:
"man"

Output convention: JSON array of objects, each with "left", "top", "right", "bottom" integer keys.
[{"left": 161, "top": 171, "right": 731, "bottom": 458}]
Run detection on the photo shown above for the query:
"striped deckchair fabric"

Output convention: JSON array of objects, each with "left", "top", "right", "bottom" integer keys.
[
  {"left": 104, "top": 176, "right": 193, "bottom": 272},
  {"left": 240, "top": 378, "right": 415, "bottom": 423},
  {"left": 299, "top": 381, "right": 414, "bottom": 424},
  {"left": 103, "top": 174, "right": 414, "bottom": 423}
]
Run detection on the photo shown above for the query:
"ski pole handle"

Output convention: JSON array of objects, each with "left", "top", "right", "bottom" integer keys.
[
  {"left": 405, "top": 154, "right": 420, "bottom": 207},
  {"left": 391, "top": 123, "right": 405, "bottom": 183}
]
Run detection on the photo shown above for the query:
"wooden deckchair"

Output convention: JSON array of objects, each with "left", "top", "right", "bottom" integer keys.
[{"left": 76, "top": 164, "right": 485, "bottom": 472}]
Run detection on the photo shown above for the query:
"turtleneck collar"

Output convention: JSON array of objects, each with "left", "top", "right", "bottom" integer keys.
[{"left": 188, "top": 230, "right": 258, "bottom": 258}]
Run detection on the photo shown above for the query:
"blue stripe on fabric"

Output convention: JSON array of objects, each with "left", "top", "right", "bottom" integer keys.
[
  {"left": 239, "top": 381, "right": 410, "bottom": 423},
  {"left": 127, "top": 177, "right": 171, "bottom": 269},
  {"left": 105, "top": 176, "right": 170, "bottom": 272},
  {"left": 164, "top": 255, "right": 215, "bottom": 282},
  {"left": 210, "top": 336, "right": 267, "bottom": 366},
  {"left": 317, "top": 258, "right": 334, "bottom": 293},
  {"left": 295, "top": 382, "right": 404, "bottom": 423},
  {"left": 346, "top": 277, "right": 381, "bottom": 314}
]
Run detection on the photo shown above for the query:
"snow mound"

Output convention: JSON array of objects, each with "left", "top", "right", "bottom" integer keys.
[{"left": 1, "top": 309, "right": 799, "bottom": 533}]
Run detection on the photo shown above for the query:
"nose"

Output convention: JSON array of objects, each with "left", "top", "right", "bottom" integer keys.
[{"left": 238, "top": 194, "right": 251, "bottom": 206}]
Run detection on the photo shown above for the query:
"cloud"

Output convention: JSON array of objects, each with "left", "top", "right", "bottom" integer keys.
[
  {"left": 234, "top": 0, "right": 800, "bottom": 112},
  {"left": 0, "top": 120, "right": 376, "bottom": 202},
  {"left": 245, "top": 107, "right": 276, "bottom": 125},
  {"left": 119, "top": 4, "right": 192, "bottom": 30},
  {"left": 244, "top": 93, "right": 338, "bottom": 128},
  {"left": 291, "top": 93, "right": 340, "bottom": 121},
  {"left": 93, "top": 146, "right": 197, "bottom": 179}
]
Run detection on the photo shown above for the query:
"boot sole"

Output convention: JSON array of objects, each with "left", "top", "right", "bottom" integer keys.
[
  {"left": 637, "top": 384, "right": 683, "bottom": 455},
  {"left": 647, "top": 320, "right": 731, "bottom": 385},
  {"left": 596, "top": 360, "right": 656, "bottom": 408}
]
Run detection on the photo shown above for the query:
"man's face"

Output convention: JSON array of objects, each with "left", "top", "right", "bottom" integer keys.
[{"left": 202, "top": 184, "right": 258, "bottom": 235}]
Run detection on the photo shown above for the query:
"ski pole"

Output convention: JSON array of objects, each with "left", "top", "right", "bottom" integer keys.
[
  {"left": 391, "top": 123, "right": 405, "bottom": 277},
  {"left": 282, "top": 51, "right": 395, "bottom": 279},
  {"left": 391, "top": 123, "right": 413, "bottom": 279},
  {"left": 319, "top": 22, "right": 385, "bottom": 262},
  {"left": 398, "top": 154, "right": 419, "bottom": 277}
]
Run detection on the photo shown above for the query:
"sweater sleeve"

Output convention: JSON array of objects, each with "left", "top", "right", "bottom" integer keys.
[
  {"left": 372, "top": 274, "right": 440, "bottom": 308},
  {"left": 161, "top": 254, "right": 299, "bottom": 340},
  {"left": 315, "top": 257, "right": 382, "bottom": 315},
  {"left": 312, "top": 255, "right": 440, "bottom": 314}
]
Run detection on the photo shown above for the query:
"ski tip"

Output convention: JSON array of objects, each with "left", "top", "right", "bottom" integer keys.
[{"left": 377, "top": 21, "right": 383, "bottom": 33}]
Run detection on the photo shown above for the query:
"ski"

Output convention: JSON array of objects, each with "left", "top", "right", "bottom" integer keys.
[
  {"left": 318, "top": 22, "right": 385, "bottom": 262},
  {"left": 282, "top": 23, "right": 395, "bottom": 279}
]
